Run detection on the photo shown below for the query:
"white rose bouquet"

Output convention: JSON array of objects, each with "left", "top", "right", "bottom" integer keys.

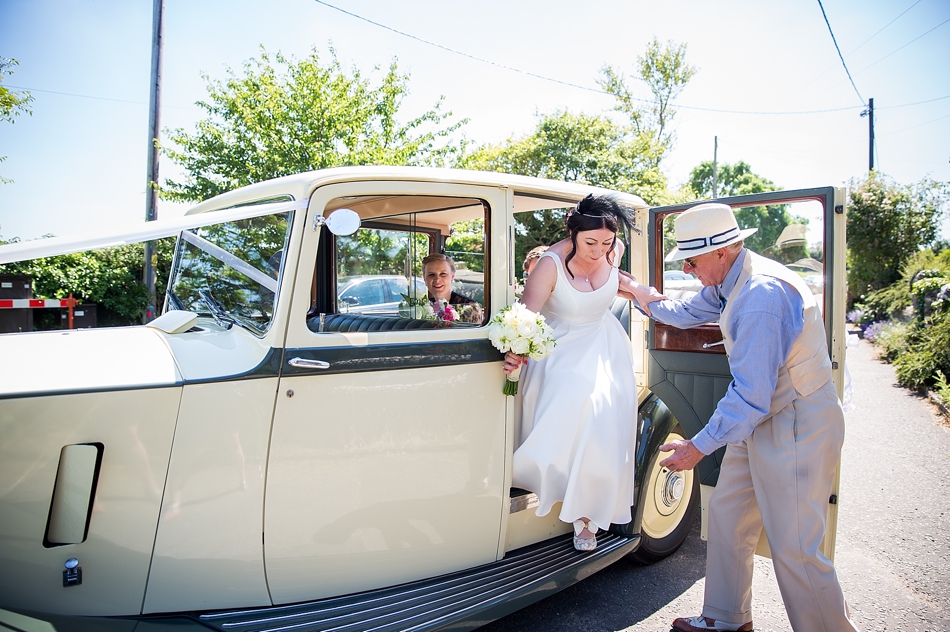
[{"left": 487, "top": 303, "right": 556, "bottom": 395}]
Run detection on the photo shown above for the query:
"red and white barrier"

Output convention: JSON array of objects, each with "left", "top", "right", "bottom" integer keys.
[
  {"left": 0, "top": 298, "right": 77, "bottom": 309},
  {"left": 0, "top": 294, "right": 80, "bottom": 328}
]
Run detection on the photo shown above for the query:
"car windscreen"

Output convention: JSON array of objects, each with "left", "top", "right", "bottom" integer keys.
[{"left": 167, "top": 211, "right": 293, "bottom": 335}]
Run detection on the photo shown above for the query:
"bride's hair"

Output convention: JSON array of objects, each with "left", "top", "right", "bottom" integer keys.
[{"left": 564, "top": 194, "right": 635, "bottom": 278}]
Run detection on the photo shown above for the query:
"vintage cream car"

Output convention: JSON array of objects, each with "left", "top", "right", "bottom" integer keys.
[{"left": 0, "top": 168, "right": 848, "bottom": 630}]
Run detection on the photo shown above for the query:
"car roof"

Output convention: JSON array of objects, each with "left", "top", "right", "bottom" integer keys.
[
  {"left": 185, "top": 166, "right": 649, "bottom": 216},
  {"left": 0, "top": 167, "right": 649, "bottom": 264}
]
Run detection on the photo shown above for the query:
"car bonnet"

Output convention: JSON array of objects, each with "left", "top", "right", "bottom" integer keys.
[{"left": 0, "top": 326, "right": 181, "bottom": 398}]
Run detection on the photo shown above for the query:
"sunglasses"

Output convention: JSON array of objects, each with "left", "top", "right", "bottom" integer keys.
[{"left": 683, "top": 255, "right": 700, "bottom": 269}]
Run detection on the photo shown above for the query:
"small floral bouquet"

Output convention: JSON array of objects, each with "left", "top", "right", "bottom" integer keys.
[
  {"left": 398, "top": 294, "right": 457, "bottom": 325},
  {"left": 487, "top": 303, "right": 556, "bottom": 395}
]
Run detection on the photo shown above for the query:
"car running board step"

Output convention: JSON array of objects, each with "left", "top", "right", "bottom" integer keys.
[{"left": 193, "top": 531, "right": 639, "bottom": 632}]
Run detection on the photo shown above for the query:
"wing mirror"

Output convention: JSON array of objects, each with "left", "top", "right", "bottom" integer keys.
[{"left": 313, "top": 208, "right": 361, "bottom": 236}]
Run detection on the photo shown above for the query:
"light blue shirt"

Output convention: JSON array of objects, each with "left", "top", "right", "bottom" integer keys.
[{"left": 646, "top": 250, "right": 805, "bottom": 455}]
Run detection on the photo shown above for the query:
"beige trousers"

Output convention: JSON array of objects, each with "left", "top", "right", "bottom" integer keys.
[{"left": 702, "top": 379, "right": 859, "bottom": 631}]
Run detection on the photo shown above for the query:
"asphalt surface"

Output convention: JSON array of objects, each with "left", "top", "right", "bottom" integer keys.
[{"left": 480, "top": 336, "right": 950, "bottom": 632}]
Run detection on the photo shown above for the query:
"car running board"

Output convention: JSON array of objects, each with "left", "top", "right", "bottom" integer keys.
[{"left": 193, "top": 531, "right": 639, "bottom": 632}]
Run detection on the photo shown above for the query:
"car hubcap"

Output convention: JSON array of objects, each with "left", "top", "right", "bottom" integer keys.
[{"left": 642, "top": 432, "right": 694, "bottom": 539}]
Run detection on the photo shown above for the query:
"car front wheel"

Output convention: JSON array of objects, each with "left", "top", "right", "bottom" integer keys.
[{"left": 630, "top": 424, "right": 700, "bottom": 564}]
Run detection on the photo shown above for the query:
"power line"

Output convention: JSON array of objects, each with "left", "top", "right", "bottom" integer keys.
[
  {"left": 855, "top": 16, "right": 950, "bottom": 75},
  {"left": 880, "top": 112, "right": 950, "bottom": 135},
  {"left": 3, "top": 84, "right": 197, "bottom": 110},
  {"left": 780, "top": 1, "right": 920, "bottom": 109},
  {"left": 816, "top": 0, "right": 864, "bottom": 104},
  {"left": 844, "top": 0, "right": 921, "bottom": 57},
  {"left": 312, "top": 0, "right": 606, "bottom": 96},
  {"left": 312, "top": 0, "right": 863, "bottom": 117},
  {"left": 877, "top": 94, "right": 950, "bottom": 110}
]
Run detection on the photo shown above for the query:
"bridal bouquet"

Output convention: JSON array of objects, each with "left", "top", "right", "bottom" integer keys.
[{"left": 487, "top": 303, "right": 556, "bottom": 395}]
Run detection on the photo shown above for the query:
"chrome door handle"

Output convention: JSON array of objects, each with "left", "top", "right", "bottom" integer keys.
[{"left": 288, "top": 357, "right": 330, "bottom": 369}]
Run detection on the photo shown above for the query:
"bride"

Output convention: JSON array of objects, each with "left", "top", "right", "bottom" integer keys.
[{"left": 504, "top": 194, "right": 640, "bottom": 551}]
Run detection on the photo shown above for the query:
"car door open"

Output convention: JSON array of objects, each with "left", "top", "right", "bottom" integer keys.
[{"left": 648, "top": 187, "right": 848, "bottom": 560}]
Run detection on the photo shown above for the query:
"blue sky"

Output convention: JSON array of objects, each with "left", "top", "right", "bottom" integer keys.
[{"left": 1, "top": 0, "right": 948, "bottom": 243}]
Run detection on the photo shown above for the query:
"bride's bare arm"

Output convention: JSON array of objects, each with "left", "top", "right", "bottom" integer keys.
[
  {"left": 519, "top": 256, "right": 556, "bottom": 313},
  {"left": 617, "top": 269, "right": 667, "bottom": 317},
  {"left": 504, "top": 256, "right": 557, "bottom": 374}
]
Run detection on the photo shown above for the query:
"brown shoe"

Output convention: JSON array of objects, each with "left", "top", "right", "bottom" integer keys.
[{"left": 671, "top": 616, "right": 753, "bottom": 632}]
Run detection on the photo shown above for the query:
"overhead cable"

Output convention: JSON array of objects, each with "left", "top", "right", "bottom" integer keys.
[
  {"left": 816, "top": 0, "right": 865, "bottom": 104},
  {"left": 3, "top": 84, "right": 197, "bottom": 110},
  {"left": 313, "top": 0, "right": 860, "bottom": 117},
  {"left": 855, "top": 17, "right": 950, "bottom": 75},
  {"left": 845, "top": 0, "right": 921, "bottom": 57}
]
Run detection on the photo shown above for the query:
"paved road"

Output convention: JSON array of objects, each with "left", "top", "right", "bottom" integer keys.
[{"left": 480, "top": 337, "right": 950, "bottom": 631}]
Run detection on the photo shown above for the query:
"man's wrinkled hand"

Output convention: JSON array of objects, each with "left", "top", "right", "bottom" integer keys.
[
  {"left": 632, "top": 285, "right": 667, "bottom": 317},
  {"left": 658, "top": 439, "right": 704, "bottom": 472}
]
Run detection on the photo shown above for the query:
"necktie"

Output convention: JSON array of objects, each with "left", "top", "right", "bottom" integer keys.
[{"left": 719, "top": 295, "right": 727, "bottom": 312}]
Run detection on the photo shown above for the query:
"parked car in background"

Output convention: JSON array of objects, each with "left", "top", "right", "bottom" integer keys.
[
  {"left": 0, "top": 168, "right": 847, "bottom": 631},
  {"left": 337, "top": 274, "right": 427, "bottom": 315},
  {"left": 662, "top": 269, "right": 703, "bottom": 300}
]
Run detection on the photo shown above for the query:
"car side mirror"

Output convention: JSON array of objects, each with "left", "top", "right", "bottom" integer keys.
[{"left": 314, "top": 208, "right": 361, "bottom": 236}]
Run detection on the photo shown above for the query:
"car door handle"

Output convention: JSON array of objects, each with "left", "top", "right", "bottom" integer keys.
[{"left": 287, "top": 357, "right": 330, "bottom": 369}]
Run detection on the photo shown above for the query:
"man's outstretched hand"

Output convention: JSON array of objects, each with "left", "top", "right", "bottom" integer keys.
[
  {"left": 617, "top": 270, "right": 667, "bottom": 317},
  {"left": 659, "top": 439, "right": 704, "bottom": 472}
]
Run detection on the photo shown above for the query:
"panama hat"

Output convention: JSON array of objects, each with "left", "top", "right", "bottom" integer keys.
[{"left": 665, "top": 202, "right": 758, "bottom": 262}]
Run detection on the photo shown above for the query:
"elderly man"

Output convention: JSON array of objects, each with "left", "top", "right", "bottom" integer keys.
[{"left": 624, "top": 203, "right": 857, "bottom": 632}]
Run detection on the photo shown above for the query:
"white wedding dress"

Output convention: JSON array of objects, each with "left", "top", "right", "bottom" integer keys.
[{"left": 512, "top": 251, "right": 637, "bottom": 531}]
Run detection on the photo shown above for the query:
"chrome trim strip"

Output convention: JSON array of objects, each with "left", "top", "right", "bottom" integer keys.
[{"left": 509, "top": 492, "right": 539, "bottom": 514}]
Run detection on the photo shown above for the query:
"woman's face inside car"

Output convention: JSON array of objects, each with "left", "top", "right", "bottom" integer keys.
[{"left": 424, "top": 260, "right": 455, "bottom": 301}]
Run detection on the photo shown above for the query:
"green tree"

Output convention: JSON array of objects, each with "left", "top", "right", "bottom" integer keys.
[
  {"left": 847, "top": 172, "right": 949, "bottom": 303},
  {"left": 687, "top": 160, "right": 806, "bottom": 261},
  {"left": 0, "top": 238, "right": 176, "bottom": 328},
  {"left": 0, "top": 58, "right": 34, "bottom": 184},
  {"left": 600, "top": 38, "right": 696, "bottom": 164},
  {"left": 163, "top": 47, "right": 468, "bottom": 203},
  {"left": 462, "top": 110, "right": 667, "bottom": 267},
  {"left": 463, "top": 40, "right": 695, "bottom": 267}
]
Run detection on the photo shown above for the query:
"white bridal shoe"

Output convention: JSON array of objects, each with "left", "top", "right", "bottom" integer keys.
[{"left": 572, "top": 519, "right": 598, "bottom": 551}]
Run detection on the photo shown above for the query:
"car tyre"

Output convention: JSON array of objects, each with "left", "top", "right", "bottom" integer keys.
[{"left": 630, "top": 424, "right": 700, "bottom": 564}]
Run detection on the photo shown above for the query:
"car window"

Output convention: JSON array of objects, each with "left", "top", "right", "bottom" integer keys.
[
  {"left": 660, "top": 200, "right": 825, "bottom": 307},
  {"left": 339, "top": 278, "right": 386, "bottom": 308},
  {"left": 316, "top": 195, "right": 489, "bottom": 331}
]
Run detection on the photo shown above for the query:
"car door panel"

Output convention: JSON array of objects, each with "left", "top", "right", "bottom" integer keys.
[
  {"left": 265, "top": 181, "right": 510, "bottom": 604},
  {"left": 648, "top": 187, "right": 847, "bottom": 558}
]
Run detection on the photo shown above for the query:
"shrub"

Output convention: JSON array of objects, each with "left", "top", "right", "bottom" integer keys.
[
  {"left": 934, "top": 371, "right": 950, "bottom": 408},
  {"left": 865, "top": 320, "right": 911, "bottom": 363},
  {"left": 856, "top": 249, "right": 950, "bottom": 324},
  {"left": 892, "top": 312, "right": 950, "bottom": 390}
]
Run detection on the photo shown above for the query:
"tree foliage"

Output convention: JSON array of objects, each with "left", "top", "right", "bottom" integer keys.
[
  {"left": 462, "top": 40, "right": 695, "bottom": 268},
  {"left": 847, "top": 172, "right": 949, "bottom": 303},
  {"left": 162, "top": 47, "right": 468, "bottom": 203},
  {"left": 600, "top": 38, "right": 696, "bottom": 160},
  {"left": 0, "top": 237, "right": 176, "bottom": 327},
  {"left": 462, "top": 110, "right": 668, "bottom": 268},
  {"left": 687, "top": 160, "right": 806, "bottom": 261},
  {"left": 0, "top": 58, "right": 34, "bottom": 184}
]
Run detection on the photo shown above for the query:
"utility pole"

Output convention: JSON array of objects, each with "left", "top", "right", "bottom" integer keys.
[
  {"left": 861, "top": 97, "right": 874, "bottom": 173},
  {"left": 712, "top": 136, "right": 719, "bottom": 199},
  {"left": 143, "top": 0, "right": 164, "bottom": 323}
]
